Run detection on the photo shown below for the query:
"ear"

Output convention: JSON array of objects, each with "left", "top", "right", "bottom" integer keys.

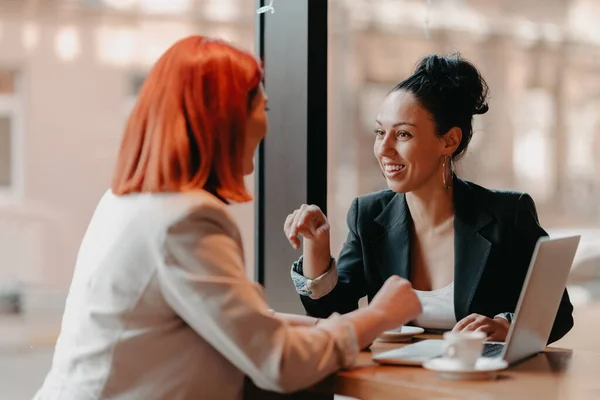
[{"left": 441, "top": 127, "right": 462, "bottom": 156}]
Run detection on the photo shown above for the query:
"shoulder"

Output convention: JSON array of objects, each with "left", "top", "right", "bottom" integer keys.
[
  {"left": 459, "top": 179, "right": 536, "bottom": 220},
  {"left": 109, "top": 190, "right": 241, "bottom": 245},
  {"left": 465, "top": 179, "right": 522, "bottom": 201},
  {"left": 164, "top": 191, "right": 240, "bottom": 238}
]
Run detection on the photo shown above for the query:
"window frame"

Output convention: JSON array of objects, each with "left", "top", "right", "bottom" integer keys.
[
  {"left": 0, "top": 70, "right": 25, "bottom": 204},
  {"left": 253, "top": 0, "right": 328, "bottom": 313}
]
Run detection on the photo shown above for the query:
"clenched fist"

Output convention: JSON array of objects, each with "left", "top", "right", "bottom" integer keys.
[{"left": 369, "top": 276, "right": 423, "bottom": 329}]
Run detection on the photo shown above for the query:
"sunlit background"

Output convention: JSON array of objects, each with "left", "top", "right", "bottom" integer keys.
[{"left": 1, "top": 0, "right": 599, "bottom": 398}]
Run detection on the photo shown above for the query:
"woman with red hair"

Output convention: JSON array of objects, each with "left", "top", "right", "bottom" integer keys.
[{"left": 34, "top": 36, "right": 421, "bottom": 400}]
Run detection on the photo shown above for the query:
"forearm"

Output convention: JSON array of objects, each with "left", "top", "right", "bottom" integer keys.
[
  {"left": 273, "top": 311, "right": 319, "bottom": 326},
  {"left": 341, "top": 308, "right": 390, "bottom": 349},
  {"left": 302, "top": 236, "right": 332, "bottom": 279},
  {"left": 300, "top": 286, "right": 360, "bottom": 318}
]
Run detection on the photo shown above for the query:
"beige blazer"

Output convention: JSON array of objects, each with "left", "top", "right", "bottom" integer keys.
[{"left": 34, "top": 190, "right": 358, "bottom": 400}]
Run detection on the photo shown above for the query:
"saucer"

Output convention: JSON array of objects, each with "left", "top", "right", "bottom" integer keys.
[
  {"left": 423, "top": 357, "right": 508, "bottom": 380},
  {"left": 375, "top": 326, "right": 425, "bottom": 343}
]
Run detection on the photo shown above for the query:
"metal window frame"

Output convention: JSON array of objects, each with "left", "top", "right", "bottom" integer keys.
[{"left": 254, "top": 0, "right": 328, "bottom": 313}]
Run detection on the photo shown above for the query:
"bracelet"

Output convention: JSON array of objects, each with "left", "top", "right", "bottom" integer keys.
[{"left": 292, "top": 255, "right": 335, "bottom": 277}]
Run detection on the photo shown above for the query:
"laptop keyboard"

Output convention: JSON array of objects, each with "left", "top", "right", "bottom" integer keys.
[{"left": 482, "top": 343, "right": 505, "bottom": 358}]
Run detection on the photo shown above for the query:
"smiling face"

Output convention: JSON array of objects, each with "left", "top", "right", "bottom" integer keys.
[{"left": 373, "top": 89, "right": 461, "bottom": 194}]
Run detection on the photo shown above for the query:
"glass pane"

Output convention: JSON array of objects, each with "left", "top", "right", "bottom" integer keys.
[
  {"left": 223, "top": 0, "right": 256, "bottom": 280},
  {"left": 129, "top": 73, "right": 147, "bottom": 97},
  {"left": 0, "top": 116, "right": 12, "bottom": 186},
  {"left": 328, "top": 0, "right": 600, "bottom": 341},
  {"left": 0, "top": 3, "right": 258, "bottom": 398},
  {"left": 0, "top": 70, "right": 16, "bottom": 94}
]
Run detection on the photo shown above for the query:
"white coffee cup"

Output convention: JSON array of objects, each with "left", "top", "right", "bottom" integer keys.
[{"left": 442, "top": 331, "right": 486, "bottom": 369}]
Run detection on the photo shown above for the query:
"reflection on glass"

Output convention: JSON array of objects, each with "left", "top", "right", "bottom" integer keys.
[
  {"left": 568, "top": 0, "right": 600, "bottom": 44},
  {"left": 0, "top": 116, "right": 12, "bottom": 187},
  {"left": 95, "top": 27, "right": 136, "bottom": 67},
  {"left": 138, "top": 0, "right": 191, "bottom": 15},
  {"left": 204, "top": 0, "right": 240, "bottom": 22},
  {"left": 101, "top": 0, "right": 137, "bottom": 11},
  {"left": 328, "top": 0, "right": 600, "bottom": 242},
  {"left": 0, "top": 70, "right": 15, "bottom": 94},
  {"left": 0, "top": 2, "right": 259, "bottom": 398},
  {"left": 54, "top": 26, "right": 80, "bottom": 62},
  {"left": 137, "top": 21, "right": 194, "bottom": 66},
  {"left": 22, "top": 22, "right": 40, "bottom": 51},
  {"left": 100, "top": 0, "right": 190, "bottom": 14},
  {"left": 326, "top": 0, "right": 600, "bottom": 359}
]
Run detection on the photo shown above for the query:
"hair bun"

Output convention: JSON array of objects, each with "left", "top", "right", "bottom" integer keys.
[
  {"left": 392, "top": 52, "right": 490, "bottom": 161},
  {"left": 417, "top": 53, "right": 489, "bottom": 117}
]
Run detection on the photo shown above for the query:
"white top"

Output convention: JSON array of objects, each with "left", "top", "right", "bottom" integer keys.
[
  {"left": 290, "top": 263, "right": 457, "bottom": 331},
  {"left": 413, "top": 282, "right": 457, "bottom": 330},
  {"left": 34, "top": 190, "right": 359, "bottom": 400}
]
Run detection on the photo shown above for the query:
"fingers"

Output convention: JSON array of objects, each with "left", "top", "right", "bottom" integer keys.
[
  {"left": 285, "top": 210, "right": 301, "bottom": 249},
  {"left": 386, "top": 275, "right": 402, "bottom": 283},
  {"left": 454, "top": 314, "right": 502, "bottom": 341},
  {"left": 315, "top": 221, "right": 331, "bottom": 236},
  {"left": 475, "top": 325, "right": 494, "bottom": 335},
  {"left": 453, "top": 314, "right": 478, "bottom": 332},
  {"left": 284, "top": 204, "right": 328, "bottom": 249},
  {"left": 463, "top": 320, "right": 488, "bottom": 333},
  {"left": 295, "top": 206, "right": 316, "bottom": 236},
  {"left": 284, "top": 212, "right": 295, "bottom": 235},
  {"left": 453, "top": 314, "right": 492, "bottom": 332},
  {"left": 452, "top": 314, "right": 510, "bottom": 342},
  {"left": 290, "top": 206, "right": 307, "bottom": 243},
  {"left": 487, "top": 331, "right": 505, "bottom": 342},
  {"left": 383, "top": 274, "right": 408, "bottom": 288}
]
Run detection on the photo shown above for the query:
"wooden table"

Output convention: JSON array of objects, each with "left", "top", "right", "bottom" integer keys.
[{"left": 245, "top": 335, "right": 600, "bottom": 400}]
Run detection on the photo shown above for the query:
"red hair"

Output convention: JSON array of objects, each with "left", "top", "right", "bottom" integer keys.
[{"left": 111, "top": 36, "right": 263, "bottom": 202}]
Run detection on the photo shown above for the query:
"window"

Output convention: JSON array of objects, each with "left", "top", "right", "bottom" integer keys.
[
  {"left": 123, "top": 71, "right": 147, "bottom": 116},
  {"left": 118, "top": 7, "right": 257, "bottom": 280},
  {"left": 204, "top": 0, "right": 240, "bottom": 22},
  {"left": 0, "top": 69, "right": 23, "bottom": 202},
  {"left": 327, "top": 0, "right": 600, "bottom": 243},
  {"left": 0, "top": 116, "right": 12, "bottom": 187},
  {"left": 129, "top": 73, "right": 146, "bottom": 96},
  {"left": 95, "top": 0, "right": 191, "bottom": 14}
]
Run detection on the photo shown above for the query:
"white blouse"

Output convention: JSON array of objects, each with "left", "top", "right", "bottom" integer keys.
[
  {"left": 413, "top": 282, "right": 457, "bottom": 330},
  {"left": 34, "top": 190, "right": 359, "bottom": 400},
  {"left": 291, "top": 263, "right": 458, "bottom": 331}
]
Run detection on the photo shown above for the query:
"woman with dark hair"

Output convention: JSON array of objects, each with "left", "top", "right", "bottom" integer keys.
[
  {"left": 285, "top": 53, "right": 573, "bottom": 344},
  {"left": 33, "top": 36, "right": 422, "bottom": 400}
]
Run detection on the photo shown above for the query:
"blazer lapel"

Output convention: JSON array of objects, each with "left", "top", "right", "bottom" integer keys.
[
  {"left": 367, "top": 178, "right": 493, "bottom": 320},
  {"left": 370, "top": 193, "right": 412, "bottom": 281},
  {"left": 453, "top": 177, "right": 492, "bottom": 320}
]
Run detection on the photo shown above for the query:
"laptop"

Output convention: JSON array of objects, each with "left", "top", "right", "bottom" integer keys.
[{"left": 373, "top": 235, "right": 581, "bottom": 366}]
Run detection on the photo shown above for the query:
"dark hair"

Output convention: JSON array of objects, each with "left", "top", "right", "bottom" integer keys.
[{"left": 391, "top": 52, "right": 489, "bottom": 160}]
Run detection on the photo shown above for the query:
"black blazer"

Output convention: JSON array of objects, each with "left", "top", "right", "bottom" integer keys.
[{"left": 300, "top": 177, "right": 573, "bottom": 344}]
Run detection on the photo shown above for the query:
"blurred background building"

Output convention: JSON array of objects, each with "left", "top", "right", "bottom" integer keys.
[
  {"left": 328, "top": 0, "right": 600, "bottom": 251},
  {"left": 1, "top": 0, "right": 599, "bottom": 398}
]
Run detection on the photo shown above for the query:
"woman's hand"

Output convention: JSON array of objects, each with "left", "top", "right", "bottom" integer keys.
[
  {"left": 452, "top": 313, "right": 511, "bottom": 342},
  {"left": 343, "top": 276, "right": 422, "bottom": 349},
  {"left": 369, "top": 276, "right": 423, "bottom": 330},
  {"left": 283, "top": 204, "right": 330, "bottom": 249}
]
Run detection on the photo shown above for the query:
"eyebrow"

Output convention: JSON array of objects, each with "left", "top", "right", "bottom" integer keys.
[{"left": 375, "top": 120, "right": 416, "bottom": 128}]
